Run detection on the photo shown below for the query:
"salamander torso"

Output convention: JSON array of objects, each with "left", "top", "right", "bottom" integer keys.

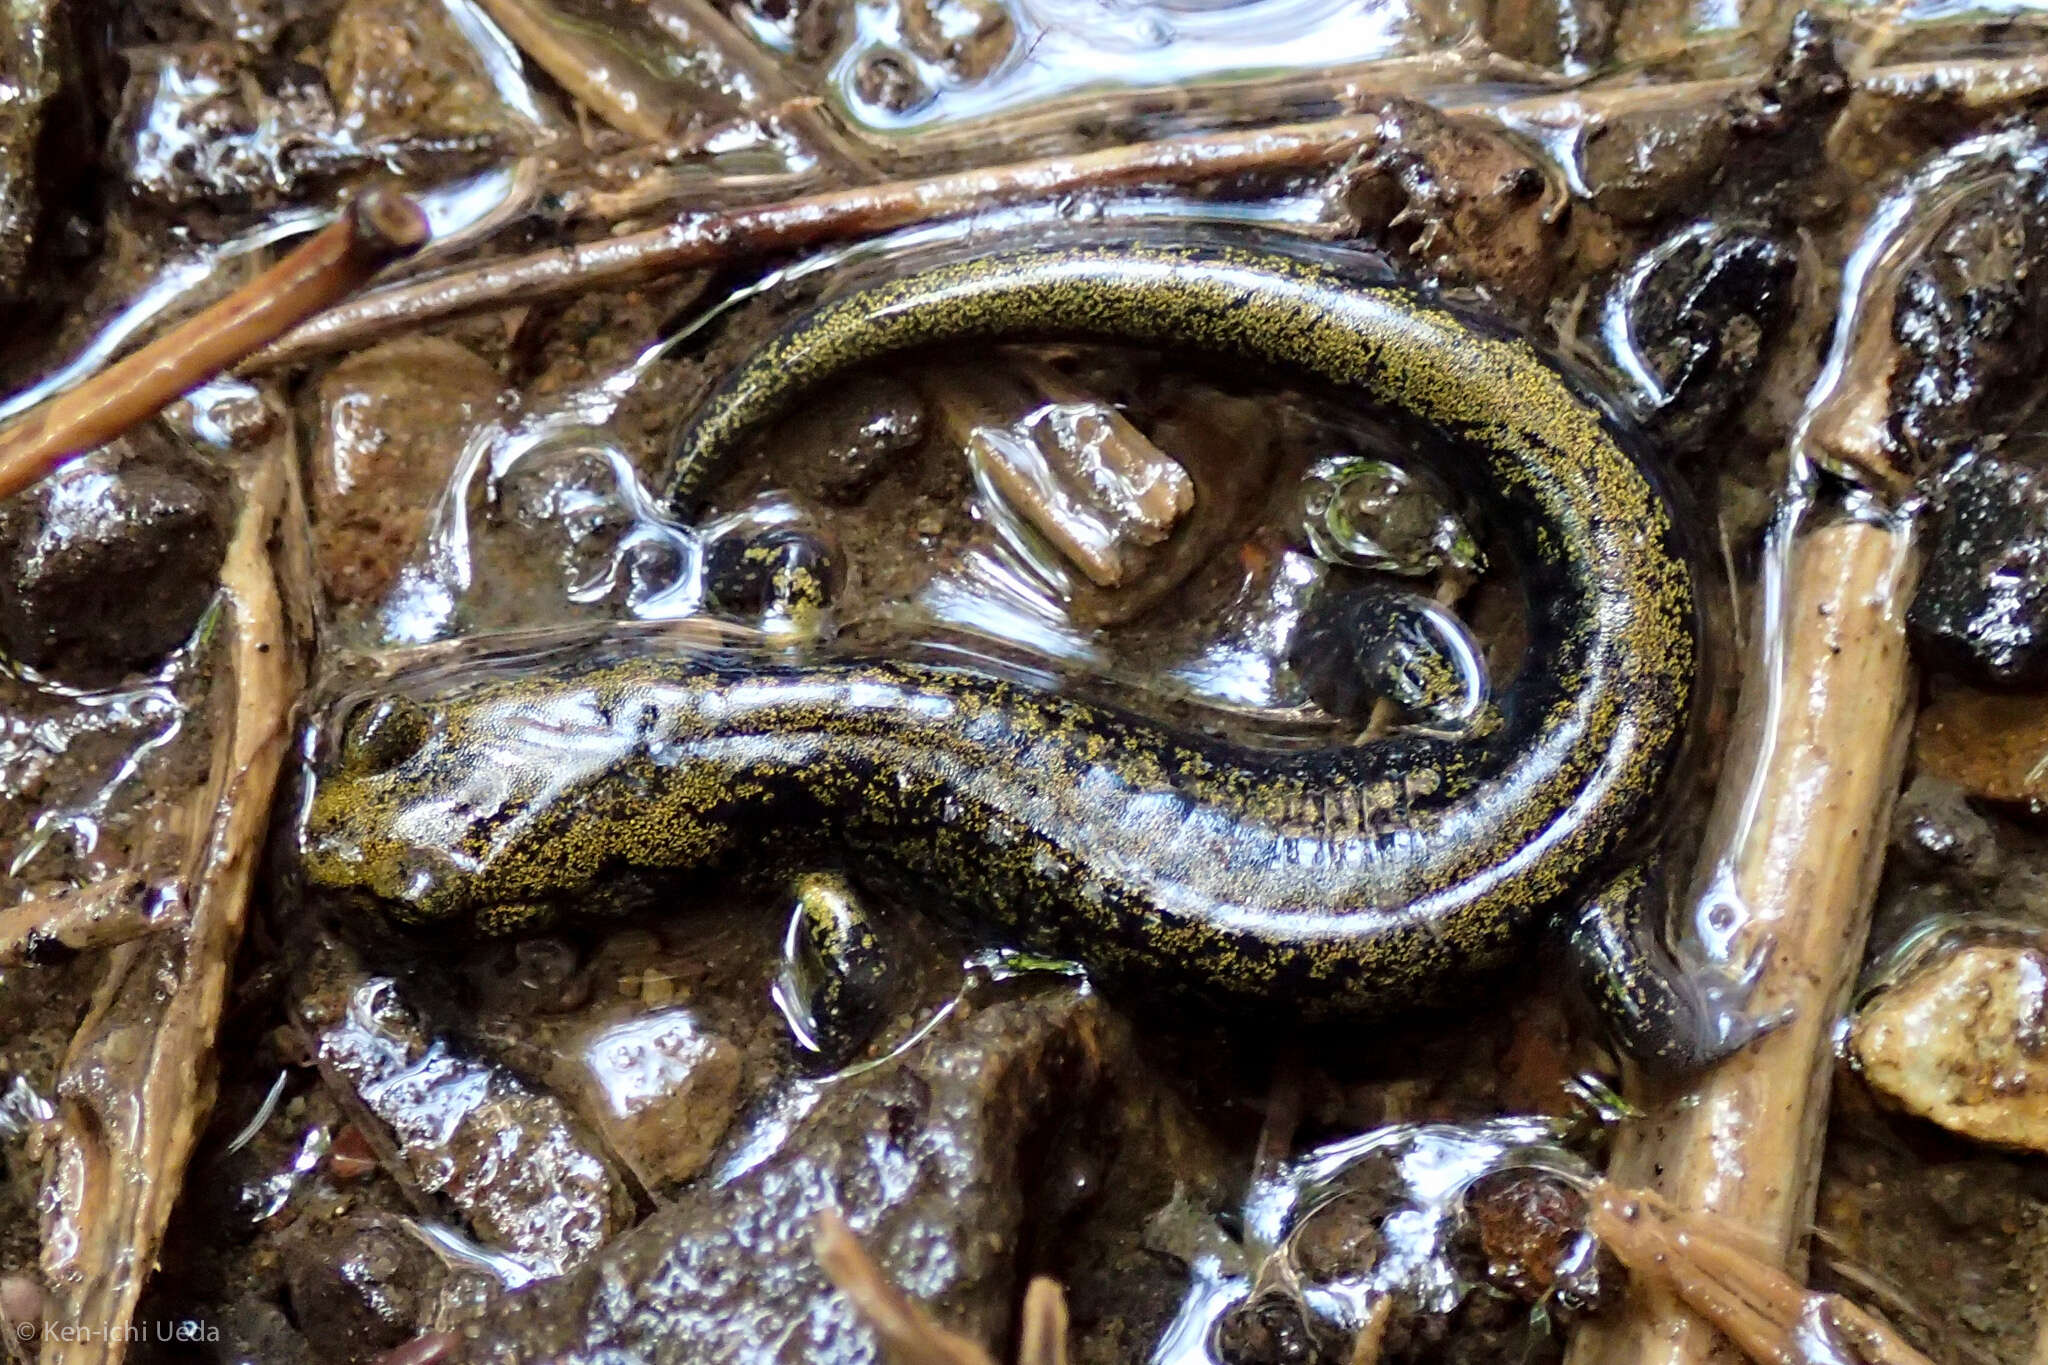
[{"left": 297, "top": 237, "right": 1740, "bottom": 1065}]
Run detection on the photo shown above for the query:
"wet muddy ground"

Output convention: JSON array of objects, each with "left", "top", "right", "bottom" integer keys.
[{"left": 7, "top": 1, "right": 2048, "bottom": 1364}]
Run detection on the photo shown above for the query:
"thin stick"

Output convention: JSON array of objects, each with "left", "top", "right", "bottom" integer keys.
[
  {"left": 1588, "top": 1183, "right": 1938, "bottom": 1365},
  {"left": 246, "top": 117, "right": 1382, "bottom": 371},
  {"left": 0, "top": 874, "right": 164, "bottom": 967},
  {"left": 241, "top": 49, "right": 2048, "bottom": 376},
  {"left": 36, "top": 451, "right": 309, "bottom": 1364},
  {"left": 1017, "top": 1279, "right": 1070, "bottom": 1365},
  {"left": 472, "top": 0, "right": 689, "bottom": 144},
  {"left": 1566, "top": 507, "right": 1918, "bottom": 1365},
  {"left": 814, "top": 1210, "right": 1001, "bottom": 1365},
  {"left": 0, "top": 190, "right": 427, "bottom": 500},
  {"left": 1350, "top": 1296, "right": 1394, "bottom": 1365}
]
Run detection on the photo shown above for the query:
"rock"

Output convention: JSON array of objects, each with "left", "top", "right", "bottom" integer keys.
[
  {"left": 296, "top": 941, "right": 633, "bottom": 1278},
  {"left": 1890, "top": 138, "right": 2048, "bottom": 479},
  {"left": 114, "top": 46, "right": 341, "bottom": 210},
  {"left": 1289, "top": 588, "right": 1483, "bottom": 728},
  {"left": 1288, "top": 1192, "right": 1381, "bottom": 1285},
  {"left": 114, "top": 10, "right": 523, "bottom": 212},
  {"left": 700, "top": 505, "right": 843, "bottom": 637},
  {"left": 324, "top": 0, "right": 535, "bottom": 144},
  {"left": 1915, "top": 682, "right": 2048, "bottom": 805},
  {"left": 849, "top": 49, "right": 931, "bottom": 116},
  {"left": 1295, "top": 456, "right": 1479, "bottom": 579},
  {"left": 1909, "top": 450, "right": 2048, "bottom": 686},
  {"left": 1215, "top": 1292, "right": 1338, "bottom": 1365},
  {"left": 284, "top": 1212, "right": 446, "bottom": 1364},
  {"left": 1890, "top": 773, "right": 1999, "bottom": 885},
  {"left": 1850, "top": 941, "right": 2048, "bottom": 1150},
  {"left": 312, "top": 337, "right": 501, "bottom": 613},
  {"left": 1464, "top": 1172, "right": 1591, "bottom": 1302},
  {"left": 1727, "top": 11, "right": 1849, "bottom": 135},
  {"left": 453, "top": 987, "right": 1121, "bottom": 1365},
  {"left": 779, "top": 373, "right": 928, "bottom": 507},
  {"left": 0, "top": 430, "right": 229, "bottom": 680},
  {"left": 1345, "top": 99, "right": 1566, "bottom": 308},
  {"left": 899, "top": 0, "right": 1014, "bottom": 80},
  {"left": 0, "top": 0, "right": 75, "bottom": 309},
  {"left": 1580, "top": 105, "right": 1734, "bottom": 227},
  {"left": 1620, "top": 223, "right": 1797, "bottom": 454},
  {"left": 1483, "top": 0, "right": 1613, "bottom": 73},
  {"left": 576, "top": 1008, "right": 744, "bottom": 1190}
]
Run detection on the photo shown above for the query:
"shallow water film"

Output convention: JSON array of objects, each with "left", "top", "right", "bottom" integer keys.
[{"left": 5, "top": 2, "right": 2048, "bottom": 1364}]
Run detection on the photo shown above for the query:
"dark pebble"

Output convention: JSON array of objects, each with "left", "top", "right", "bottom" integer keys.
[
  {"left": 1908, "top": 449, "right": 2048, "bottom": 686},
  {"left": 0, "top": 430, "right": 228, "bottom": 681}
]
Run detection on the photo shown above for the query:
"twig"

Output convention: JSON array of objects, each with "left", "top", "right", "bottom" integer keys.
[
  {"left": 569, "top": 97, "right": 833, "bottom": 222},
  {"left": 368, "top": 1332, "right": 457, "bottom": 1365},
  {"left": 1588, "top": 1183, "right": 1937, "bottom": 1365},
  {"left": 1250, "top": 1047, "right": 1305, "bottom": 1183},
  {"left": 814, "top": 1209, "right": 1002, "bottom": 1365},
  {"left": 1017, "top": 1279, "right": 1069, "bottom": 1365},
  {"left": 242, "top": 48, "right": 2048, "bottom": 376},
  {"left": 0, "top": 191, "right": 426, "bottom": 502},
  {"left": 245, "top": 116, "right": 1383, "bottom": 371},
  {"left": 1351, "top": 1296, "right": 1394, "bottom": 1365},
  {"left": 0, "top": 874, "right": 166, "bottom": 968},
  {"left": 1566, "top": 509, "right": 1917, "bottom": 1365},
  {"left": 1566, "top": 363, "right": 1918, "bottom": 1365},
  {"left": 35, "top": 448, "right": 310, "bottom": 1364},
  {"left": 473, "top": 0, "right": 690, "bottom": 144},
  {"left": 1562, "top": 124, "right": 2048, "bottom": 1365}
]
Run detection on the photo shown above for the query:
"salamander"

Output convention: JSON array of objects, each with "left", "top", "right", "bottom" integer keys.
[{"left": 296, "top": 236, "right": 1758, "bottom": 1068}]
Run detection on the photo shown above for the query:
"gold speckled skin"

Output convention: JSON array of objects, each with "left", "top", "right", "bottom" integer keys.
[{"left": 296, "top": 238, "right": 1699, "bottom": 1021}]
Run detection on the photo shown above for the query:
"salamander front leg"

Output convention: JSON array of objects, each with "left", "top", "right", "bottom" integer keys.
[
  {"left": 1567, "top": 864, "right": 1781, "bottom": 1072},
  {"left": 771, "top": 870, "right": 893, "bottom": 1070}
]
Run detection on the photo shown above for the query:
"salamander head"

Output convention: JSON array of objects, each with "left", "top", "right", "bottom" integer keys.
[{"left": 294, "top": 673, "right": 670, "bottom": 934}]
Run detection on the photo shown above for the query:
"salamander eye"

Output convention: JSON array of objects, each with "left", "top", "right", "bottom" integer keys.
[{"left": 338, "top": 697, "right": 430, "bottom": 774}]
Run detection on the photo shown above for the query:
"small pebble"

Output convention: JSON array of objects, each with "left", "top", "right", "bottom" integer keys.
[
  {"left": 1465, "top": 1170, "right": 1589, "bottom": 1300},
  {"left": 328, "top": 1124, "right": 379, "bottom": 1182},
  {"left": 0, "top": 433, "right": 229, "bottom": 679},
  {"left": 1889, "top": 774, "right": 1999, "bottom": 884},
  {"left": 1915, "top": 683, "right": 2048, "bottom": 806},
  {"left": 851, "top": 48, "right": 931, "bottom": 114},
  {"left": 1909, "top": 450, "right": 2048, "bottom": 686},
  {"left": 1851, "top": 941, "right": 2048, "bottom": 1151},
  {"left": 1288, "top": 1191, "right": 1381, "bottom": 1283},
  {"left": 1, "top": 1274, "right": 44, "bottom": 1336}
]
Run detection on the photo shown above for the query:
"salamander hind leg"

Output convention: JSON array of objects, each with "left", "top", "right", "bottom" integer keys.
[{"left": 1566, "top": 864, "right": 1779, "bottom": 1072}]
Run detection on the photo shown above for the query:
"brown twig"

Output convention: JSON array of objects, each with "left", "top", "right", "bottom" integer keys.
[
  {"left": 0, "top": 191, "right": 425, "bottom": 502},
  {"left": 1350, "top": 1295, "right": 1394, "bottom": 1365},
  {"left": 241, "top": 49, "right": 2042, "bottom": 377},
  {"left": 35, "top": 449, "right": 310, "bottom": 1364},
  {"left": 1566, "top": 507, "right": 1918, "bottom": 1365},
  {"left": 245, "top": 117, "right": 1381, "bottom": 371},
  {"left": 1588, "top": 1183, "right": 1937, "bottom": 1365},
  {"left": 1565, "top": 124, "right": 1997, "bottom": 1365},
  {"left": 814, "top": 1209, "right": 1002, "bottom": 1365},
  {"left": 1017, "top": 1279, "right": 1069, "bottom": 1365},
  {"left": 0, "top": 874, "right": 166, "bottom": 968},
  {"left": 473, "top": 0, "right": 691, "bottom": 144}
]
